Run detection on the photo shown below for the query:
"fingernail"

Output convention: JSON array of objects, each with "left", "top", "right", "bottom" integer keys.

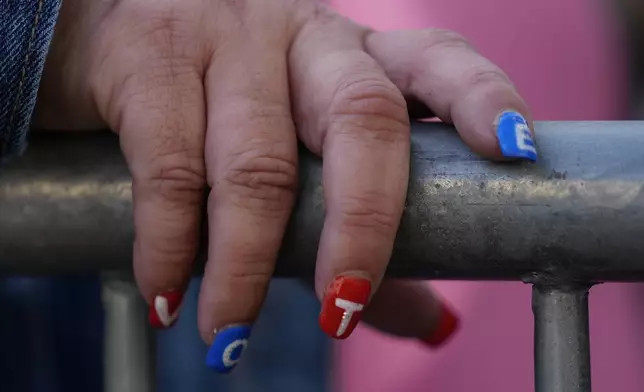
[
  {"left": 421, "top": 301, "right": 460, "bottom": 348},
  {"left": 205, "top": 324, "right": 251, "bottom": 373},
  {"left": 496, "top": 111, "right": 538, "bottom": 161},
  {"left": 148, "top": 290, "right": 184, "bottom": 328},
  {"left": 319, "top": 275, "right": 371, "bottom": 339}
]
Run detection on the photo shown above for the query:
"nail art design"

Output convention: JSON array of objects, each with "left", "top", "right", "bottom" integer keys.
[
  {"left": 149, "top": 291, "right": 183, "bottom": 328},
  {"left": 421, "top": 302, "right": 460, "bottom": 347},
  {"left": 206, "top": 325, "right": 251, "bottom": 373},
  {"left": 319, "top": 275, "right": 371, "bottom": 339},
  {"left": 496, "top": 111, "right": 538, "bottom": 161}
]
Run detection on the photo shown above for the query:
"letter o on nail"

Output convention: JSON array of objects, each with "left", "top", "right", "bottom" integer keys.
[{"left": 222, "top": 338, "right": 249, "bottom": 368}]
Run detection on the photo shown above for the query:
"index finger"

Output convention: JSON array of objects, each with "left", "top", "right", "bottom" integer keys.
[{"left": 366, "top": 29, "right": 538, "bottom": 162}]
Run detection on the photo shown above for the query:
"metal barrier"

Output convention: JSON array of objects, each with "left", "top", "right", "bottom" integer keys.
[{"left": 2, "top": 121, "right": 644, "bottom": 391}]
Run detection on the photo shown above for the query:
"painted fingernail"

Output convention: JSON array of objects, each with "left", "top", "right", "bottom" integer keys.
[
  {"left": 319, "top": 275, "right": 371, "bottom": 339},
  {"left": 148, "top": 291, "right": 183, "bottom": 328},
  {"left": 496, "top": 111, "right": 538, "bottom": 161},
  {"left": 421, "top": 301, "right": 460, "bottom": 347},
  {"left": 205, "top": 325, "right": 251, "bottom": 373}
]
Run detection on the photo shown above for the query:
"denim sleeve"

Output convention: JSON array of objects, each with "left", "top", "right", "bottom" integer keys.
[{"left": 0, "top": 0, "right": 62, "bottom": 162}]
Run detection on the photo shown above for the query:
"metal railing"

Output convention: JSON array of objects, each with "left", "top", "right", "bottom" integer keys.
[{"left": 2, "top": 121, "right": 644, "bottom": 392}]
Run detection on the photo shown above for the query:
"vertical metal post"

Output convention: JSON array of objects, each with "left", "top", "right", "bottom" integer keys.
[
  {"left": 533, "top": 284, "right": 592, "bottom": 392},
  {"left": 102, "top": 274, "right": 156, "bottom": 392}
]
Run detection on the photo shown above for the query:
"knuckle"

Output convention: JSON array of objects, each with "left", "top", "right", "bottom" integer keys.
[
  {"left": 335, "top": 191, "right": 402, "bottom": 238},
  {"left": 415, "top": 29, "right": 514, "bottom": 95},
  {"left": 420, "top": 29, "right": 473, "bottom": 52},
  {"left": 220, "top": 145, "right": 298, "bottom": 214},
  {"left": 329, "top": 77, "right": 409, "bottom": 143},
  {"left": 108, "top": 1, "right": 205, "bottom": 66},
  {"left": 140, "top": 149, "right": 206, "bottom": 206},
  {"left": 225, "top": 249, "right": 275, "bottom": 283},
  {"left": 219, "top": 97, "right": 293, "bottom": 128},
  {"left": 465, "top": 67, "right": 513, "bottom": 91},
  {"left": 131, "top": 3, "right": 192, "bottom": 40}
]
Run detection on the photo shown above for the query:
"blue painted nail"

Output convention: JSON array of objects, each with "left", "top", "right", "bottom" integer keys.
[
  {"left": 205, "top": 325, "right": 251, "bottom": 373},
  {"left": 496, "top": 111, "right": 538, "bottom": 161}
]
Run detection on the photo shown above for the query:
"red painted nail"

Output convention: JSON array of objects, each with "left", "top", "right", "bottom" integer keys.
[
  {"left": 149, "top": 291, "right": 184, "bottom": 328},
  {"left": 421, "top": 301, "right": 460, "bottom": 347},
  {"left": 319, "top": 275, "right": 371, "bottom": 339}
]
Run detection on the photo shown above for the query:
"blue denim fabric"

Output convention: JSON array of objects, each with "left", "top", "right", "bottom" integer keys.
[{"left": 0, "top": 0, "right": 62, "bottom": 161}]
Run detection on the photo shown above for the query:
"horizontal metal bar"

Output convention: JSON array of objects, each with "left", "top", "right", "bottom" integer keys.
[{"left": 2, "top": 122, "right": 644, "bottom": 280}]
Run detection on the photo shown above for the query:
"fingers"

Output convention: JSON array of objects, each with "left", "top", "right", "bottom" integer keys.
[
  {"left": 362, "top": 280, "right": 460, "bottom": 347},
  {"left": 112, "top": 63, "right": 206, "bottom": 329},
  {"left": 365, "top": 29, "right": 538, "bottom": 161},
  {"left": 290, "top": 15, "right": 409, "bottom": 340},
  {"left": 199, "top": 43, "right": 297, "bottom": 372}
]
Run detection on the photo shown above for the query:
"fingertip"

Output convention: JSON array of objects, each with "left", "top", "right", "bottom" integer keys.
[
  {"left": 205, "top": 324, "right": 252, "bottom": 373},
  {"left": 148, "top": 290, "right": 185, "bottom": 329},
  {"left": 319, "top": 273, "right": 372, "bottom": 340},
  {"left": 359, "top": 280, "right": 460, "bottom": 347},
  {"left": 366, "top": 28, "right": 538, "bottom": 162},
  {"left": 419, "top": 301, "right": 460, "bottom": 348},
  {"left": 130, "top": 182, "right": 204, "bottom": 330},
  {"left": 494, "top": 110, "right": 538, "bottom": 161},
  {"left": 450, "top": 90, "right": 537, "bottom": 162}
]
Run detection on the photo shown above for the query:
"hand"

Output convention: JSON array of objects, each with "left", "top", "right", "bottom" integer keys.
[{"left": 35, "top": 0, "right": 537, "bottom": 372}]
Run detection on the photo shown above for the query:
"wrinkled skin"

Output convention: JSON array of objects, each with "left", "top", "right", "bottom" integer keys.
[{"left": 34, "top": 0, "right": 531, "bottom": 345}]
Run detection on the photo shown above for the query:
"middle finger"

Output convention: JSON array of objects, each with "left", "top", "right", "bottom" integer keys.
[{"left": 199, "top": 37, "right": 297, "bottom": 372}]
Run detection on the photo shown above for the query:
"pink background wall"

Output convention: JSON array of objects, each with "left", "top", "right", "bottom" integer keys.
[{"left": 329, "top": 1, "right": 642, "bottom": 391}]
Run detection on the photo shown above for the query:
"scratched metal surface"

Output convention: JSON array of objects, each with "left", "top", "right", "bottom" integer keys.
[{"left": 2, "top": 122, "right": 644, "bottom": 280}]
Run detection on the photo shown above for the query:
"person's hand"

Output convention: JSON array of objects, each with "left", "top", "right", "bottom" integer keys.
[{"left": 35, "top": 0, "right": 537, "bottom": 372}]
